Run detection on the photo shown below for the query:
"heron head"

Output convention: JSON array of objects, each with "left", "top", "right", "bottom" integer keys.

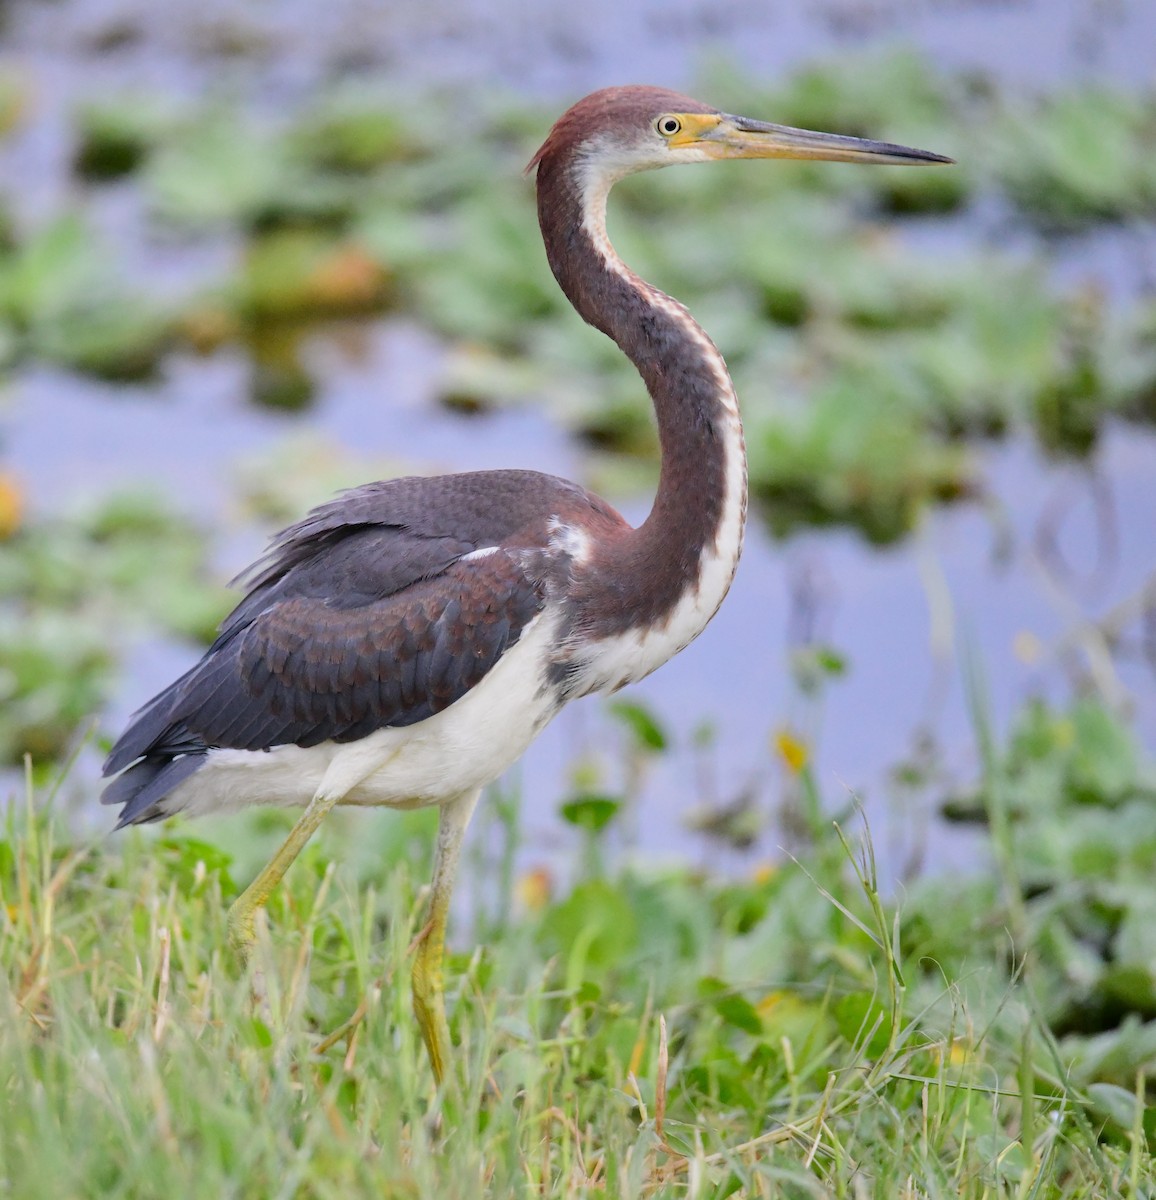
[{"left": 529, "top": 85, "right": 953, "bottom": 182}]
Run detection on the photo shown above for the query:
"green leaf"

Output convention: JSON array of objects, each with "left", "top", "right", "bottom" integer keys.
[
  {"left": 248, "top": 1018, "right": 274, "bottom": 1049},
  {"left": 712, "top": 993, "right": 764, "bottom": 1036},
  {"left": 607, "top": 699, "right": 668, "bottom": 752},
  {"left": 157, "top": 836, "right": 235, "bottom": 890},
  {"left": 574, "top": 980, "right": 602, "bottom": 1006},
  {"left": 832, "top": 990, "right": 893, "bottom": 1058},
  {"left": 697, "top": 977, "right": 763, "bottom": 1036},
  {"left": 1069, "top": 700, "right": 1137, "bottom": 804},
  {"left": 559, "top": 794, "right": 621, "bottom": 832},
  {"left": 1087, "top": 1082, "right": 1142, "bottom": 1132},
  {"left": 976, "top": 1133, "right": 1028, "bottom": 1183},
  {"left": 539, "top": 880, "right": 638, "bottom": 974}
]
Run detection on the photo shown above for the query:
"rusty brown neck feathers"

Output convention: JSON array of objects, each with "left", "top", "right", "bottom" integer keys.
[{"left": 530, "top": 114, "right": 746, "bottom": 652}]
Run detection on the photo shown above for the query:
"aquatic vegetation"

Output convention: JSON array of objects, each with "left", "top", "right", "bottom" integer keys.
[
  {"left": 237, "top": 229, "right": 390, "bottom": 321},
  {"left": 0, "top": 610, "right": 110, "bottom": 764},
  {"left": 231, "top": 435, "right": 414, "bottom": 524},
  {"left": 73, "top": 95, "right": 183, "bottom": 180},
  {"left": 0, "top": 56, "right": 1141, "bottom": 537},
  {"left": 0, "top": 494, "right": 228, "bottom": 766},
  {"left": 288, "top": 85, "right": 417, "bottom": 174},
  {"left": 746, "top": 370, "right": 974, "bottom": 544},
  {"left": 38, "top": 298, "right": 175, "bottom": 383},
  {"left": 0, "top": 216, "right": 173, "bottom": 380},
  {"left": 913, "top": 698, "right": 1156, "bottom": 1083},
  {"left": 143, "top": 109, "right": 360, "bottom": 232},
  {"left": 995, "top": 88, "right": 1156, "bottom": 230}
]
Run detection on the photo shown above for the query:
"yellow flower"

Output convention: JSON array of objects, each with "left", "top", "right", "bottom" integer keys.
[
  {"left": 0, "top": 473, "right": 23, "bottom": 538},
  {"left": 774, "top": 728, "right": 809, "bottom": 774},
  {"left": 515, "top": 867, "right": 553, "bottom": 913},
  {"left": 752, "top": 863, "right": 779, "bottom": 885},
  {"left": 756, "top": 990, "right": 787, "bottom": 1019}
]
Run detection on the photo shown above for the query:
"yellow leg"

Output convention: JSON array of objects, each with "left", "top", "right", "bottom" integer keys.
[
  {"left": 227, "top": 789, "right": 341, "bottom": 962},
  {"left": 411, "top": 790, "right": 480, "bottom": 1084}
]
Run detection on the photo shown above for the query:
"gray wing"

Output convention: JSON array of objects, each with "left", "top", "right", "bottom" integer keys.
[{"left": 101, "top": 472, "right": 566, "bottom": 826}]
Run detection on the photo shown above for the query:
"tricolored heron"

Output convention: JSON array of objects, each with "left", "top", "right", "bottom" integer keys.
[{"left": 102, "top": 86, "right": 950, "bottom": 1082}]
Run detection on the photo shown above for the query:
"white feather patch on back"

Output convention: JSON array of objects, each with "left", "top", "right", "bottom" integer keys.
[{"left": 547, "top": 517, "right": 592, "bottom": 565}]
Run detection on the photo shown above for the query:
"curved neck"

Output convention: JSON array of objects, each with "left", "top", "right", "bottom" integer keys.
[{"left": 535, "top": 152, "right": 748, "bottom": 678}]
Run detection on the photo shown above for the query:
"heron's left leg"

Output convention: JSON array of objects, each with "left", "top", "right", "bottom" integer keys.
[
  {"left": 227, "top": 788, "right": 342, "bottom": 962},
  {"left": 411, "top": 789, "right": 480, "bottom": 1084}
]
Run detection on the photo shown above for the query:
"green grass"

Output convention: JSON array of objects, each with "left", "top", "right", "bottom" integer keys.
[{"left": 4, "top": 708, "right": 1154, "bottom": 1198}]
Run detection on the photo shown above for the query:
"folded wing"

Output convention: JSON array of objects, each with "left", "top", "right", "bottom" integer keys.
[{"left": 103, "top": 477, "right": 553, "bottom": 826}]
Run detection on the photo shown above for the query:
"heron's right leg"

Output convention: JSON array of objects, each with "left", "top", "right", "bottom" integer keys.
[
  {"left": 227, "top": 789, "right": 341, "bottom": 962},
  {"left": 411, "top": 789, "right": 480, "bottom": 1084}
]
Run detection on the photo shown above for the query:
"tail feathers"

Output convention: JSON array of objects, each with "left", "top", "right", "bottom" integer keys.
[
  {"left": 103, "top": 753, "right": 207, "bottom": 828},
  {"left": 102, "top": 669, "right": 206, "bottom": 778}
]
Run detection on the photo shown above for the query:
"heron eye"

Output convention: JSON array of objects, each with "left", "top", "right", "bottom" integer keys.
[{"left": 655, "top": 115, "right": 682, "bottom": 138}]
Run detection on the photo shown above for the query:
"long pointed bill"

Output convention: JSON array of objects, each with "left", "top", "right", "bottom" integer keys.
[{"left": 670, "top": 112, "right": 954, "bottom": 166}]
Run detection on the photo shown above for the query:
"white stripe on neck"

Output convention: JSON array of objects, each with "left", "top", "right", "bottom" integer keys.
[{"left": 565, "top": 149, "right": 749, "bottom": 693}]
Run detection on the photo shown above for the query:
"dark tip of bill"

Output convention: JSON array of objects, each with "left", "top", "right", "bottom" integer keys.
[{"left": 901, "top": 145, "right": 955, "bottom": 164}]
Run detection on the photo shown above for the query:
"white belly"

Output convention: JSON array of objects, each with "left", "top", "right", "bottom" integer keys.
[{"left": 158, "top": 615, "right": 560, "bottom": 820}]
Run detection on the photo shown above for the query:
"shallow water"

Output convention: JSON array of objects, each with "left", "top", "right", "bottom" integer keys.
[
  {"left": 6, "top": 0, "right": 1156, "bottom": 105},
  {"left": 3, "top": 0, "right": 1155, "bottom": 880}
]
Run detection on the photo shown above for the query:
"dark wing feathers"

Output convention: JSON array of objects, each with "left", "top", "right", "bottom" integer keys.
[
  {"left": 233, "top": 470, "right": 593, "bottom": 595},
  {"left": 205, "top": 560, "right": 540, "bottom": 749},
  {"left": 101, "top": 471, "right": 574, "bottom": 824},
  {"left": 109, "top": 547, "right": 543, "bottom": 762}
]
